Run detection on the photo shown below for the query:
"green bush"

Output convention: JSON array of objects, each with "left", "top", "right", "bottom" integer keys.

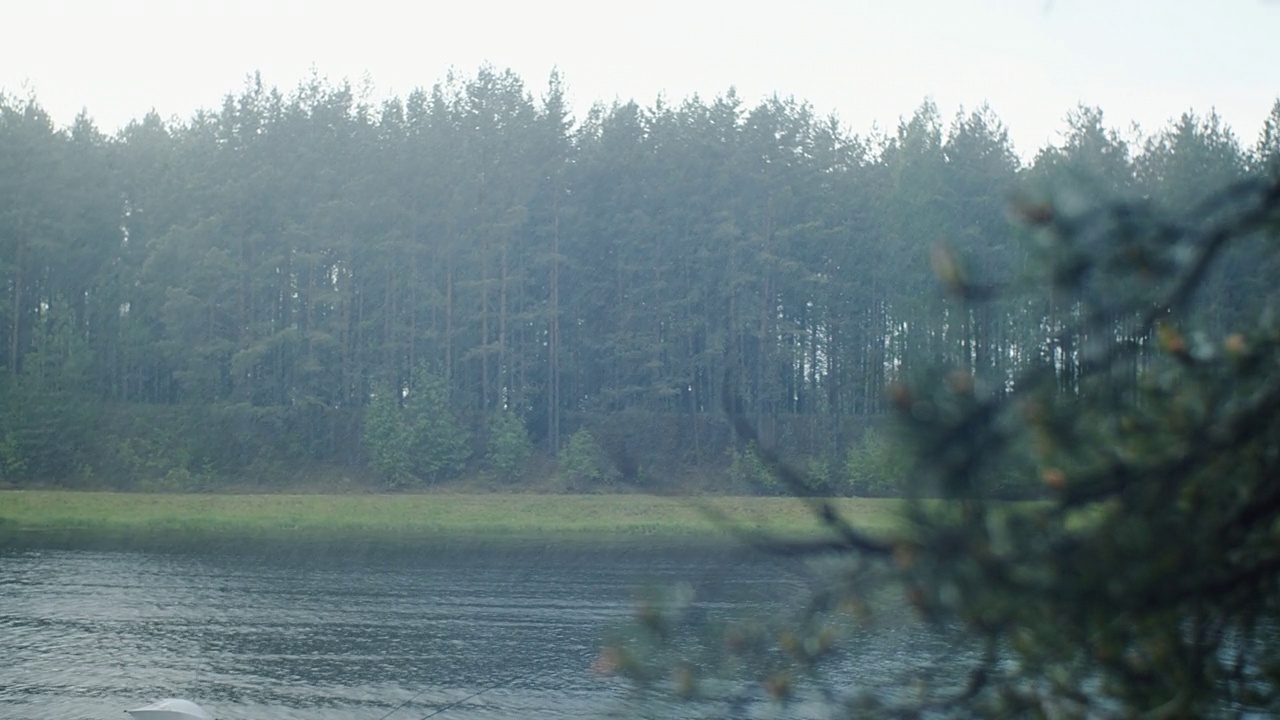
[
  {"left": 0, "top": 376, "right": 102, "bottom": 485},
  {"left": 557, "top": 430, "right": 617, "bottom": 488},
  {"left": 803, "top": 456, "right": 835, "bottom": 494},
  {"left": 843, "top": 426, "right": 911, "bottom": 496},
  {"left": 486, "top": 409, "right": 533, "bottom": 480},
  {"left": 363, "top": 364, "right": 470, "bottom": 488},
  {"left": 727, "top": 441, "right": 778, "bottom": 493}
]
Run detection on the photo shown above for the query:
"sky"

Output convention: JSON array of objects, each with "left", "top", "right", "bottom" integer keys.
[{"left": 2, "top": 0, "right": 1278, "bottom": 157}]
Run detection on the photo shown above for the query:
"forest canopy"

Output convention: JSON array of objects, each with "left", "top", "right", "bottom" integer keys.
[{"left": 1, "top": 68, "right": 1277, "bottom": 490}]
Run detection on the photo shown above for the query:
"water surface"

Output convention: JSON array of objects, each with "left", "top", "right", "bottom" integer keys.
[{"left": 1, "top": 538, "right": 825, "bottom": 719}]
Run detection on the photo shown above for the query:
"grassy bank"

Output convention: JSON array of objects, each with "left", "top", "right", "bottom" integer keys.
[{"left": 0, "top": 490, "right": 906, "bottom": 546}]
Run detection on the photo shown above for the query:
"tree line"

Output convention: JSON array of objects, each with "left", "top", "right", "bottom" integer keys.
[{"left": 1, "top": 68, "right": 1277, "bottom": 489}]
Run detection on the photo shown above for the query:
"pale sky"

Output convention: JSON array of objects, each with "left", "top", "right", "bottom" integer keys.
[{"left": 3, "top": 0, "right": 1278, "bottom": 156}]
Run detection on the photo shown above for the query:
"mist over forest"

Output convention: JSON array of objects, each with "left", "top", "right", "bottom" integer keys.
[{"left": 2, "top": 68, "right": 1278, "bottom": 493}]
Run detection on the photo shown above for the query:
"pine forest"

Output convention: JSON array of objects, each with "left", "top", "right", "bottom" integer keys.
[{"left": 2, "top": 68, "right": 1277, "bottom": 492}]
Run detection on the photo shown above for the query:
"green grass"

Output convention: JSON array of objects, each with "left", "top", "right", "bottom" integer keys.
[{"left": 0, "top": 490, "right": 906, "bottom": 546}]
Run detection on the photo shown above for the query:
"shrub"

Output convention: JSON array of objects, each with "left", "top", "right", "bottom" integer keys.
[
  {"left": 557, "top": 430, "right": 617, "bottom": 488},
  {"left": 363, "top": 364, "right": 469, "bottom": 488},
  {"left": 843, "top": 426, "right": 911, "bottom": 496},
  {"left": 486, "top": 409, "right": 533, "bottom": 480},
  {"left": 727, "top": 441, "right": 777, "bottom": 493}
]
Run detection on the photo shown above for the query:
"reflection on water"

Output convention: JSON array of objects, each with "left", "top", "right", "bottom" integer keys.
[{"left": 1, "top": 538, "right": 829, "bottom": 719}]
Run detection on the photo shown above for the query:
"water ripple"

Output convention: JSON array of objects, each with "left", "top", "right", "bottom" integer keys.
[{"left": 0, "top": 543, "right": 812, "bottom": 719}]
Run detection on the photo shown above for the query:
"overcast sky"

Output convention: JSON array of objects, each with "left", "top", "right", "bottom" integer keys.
[{"left": 3, "top": 0, "right": 1278, "bottom": 156}]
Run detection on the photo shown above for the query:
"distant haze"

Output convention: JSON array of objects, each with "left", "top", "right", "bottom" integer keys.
[{"left": 4, "top": 0, "right": 1279, "bottom": 155}]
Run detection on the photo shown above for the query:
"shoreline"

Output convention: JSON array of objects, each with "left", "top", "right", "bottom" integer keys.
[{"left": 0, "top": 490, "right": 904, "bottom": 549}]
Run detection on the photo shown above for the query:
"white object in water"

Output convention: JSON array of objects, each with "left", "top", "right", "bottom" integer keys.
[{"left": 125, "top": 698, "right": 213, "bottom": 720}]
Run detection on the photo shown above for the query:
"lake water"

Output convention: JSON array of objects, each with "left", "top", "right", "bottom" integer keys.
[{"left": 0, "top": 536, "right": 945, "bottom": 719}]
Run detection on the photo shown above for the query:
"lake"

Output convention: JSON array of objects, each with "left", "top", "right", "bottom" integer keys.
[{"left": 0, "top": 536, "right": 944, "bottom": 719}]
